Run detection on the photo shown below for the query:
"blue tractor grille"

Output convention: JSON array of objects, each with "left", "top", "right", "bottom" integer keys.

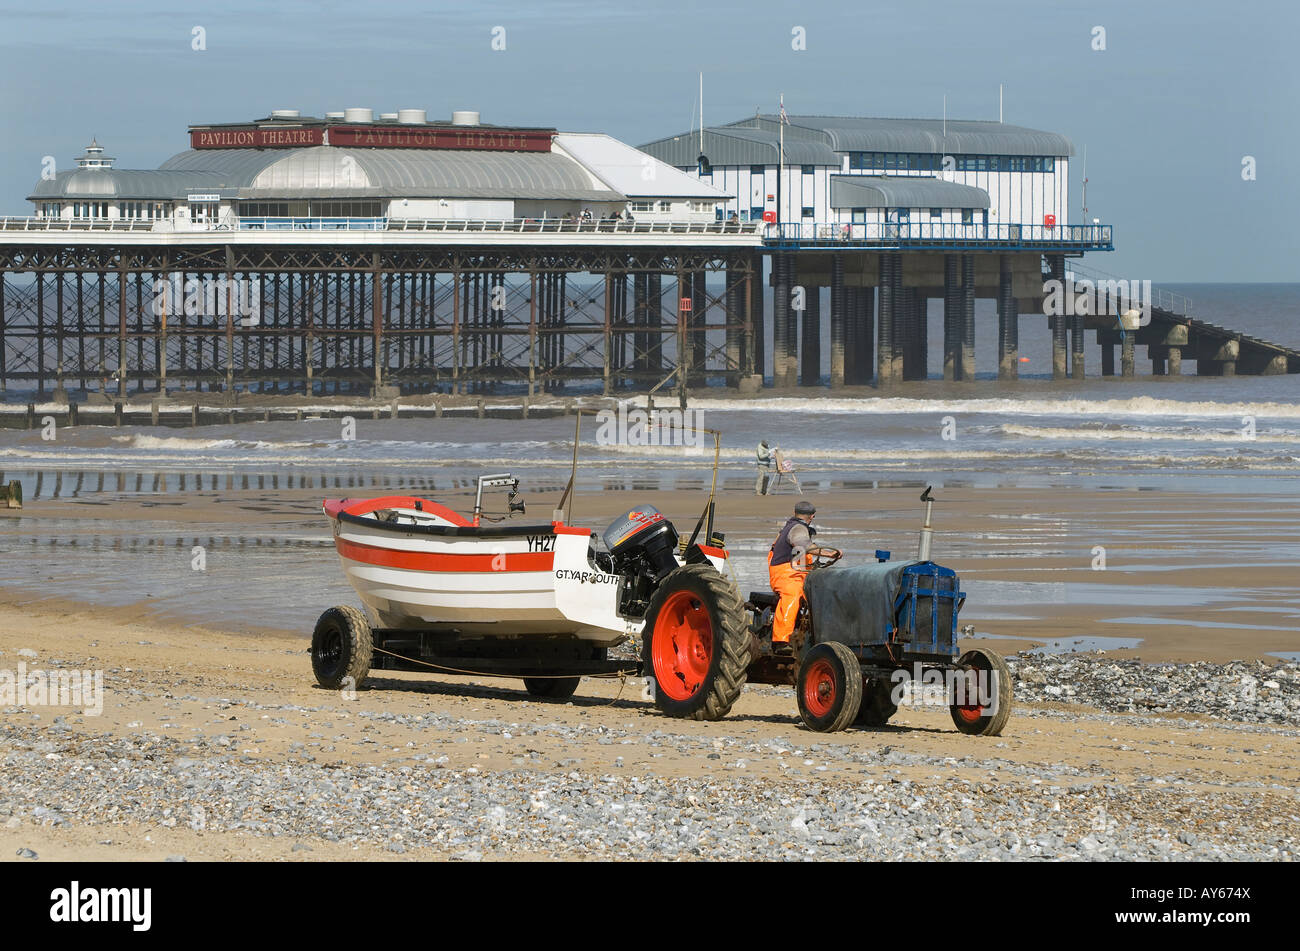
[{"left": 893, "top": 562, "right": 964, "bottom": 656}]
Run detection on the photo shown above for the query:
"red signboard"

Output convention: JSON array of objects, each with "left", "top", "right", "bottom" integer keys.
[
  {"left": 680, "top": 297, "right": 693, "bottom": 312},
  {"left": 190, "top": 128, "right": 324, "bottom": 149},
  {"left": 326, "top": 126, "right": 553, "bottom": 151},
  {"left": 1043, "top": 213, "right": 1057, "bottom": 229},
  {"left": 762, "top": 210, "right": 777, "bottom": 223}
]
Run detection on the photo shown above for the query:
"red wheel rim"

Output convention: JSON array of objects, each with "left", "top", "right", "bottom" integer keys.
[
  {"left": 802, "top": 658, "right": 837, "bottom": 718},
  {"left": 651, "top": 590, "right": 713, "bottom": 701},
  {"left": 954, "top": 667, "right": 984, "bottom": 723}
]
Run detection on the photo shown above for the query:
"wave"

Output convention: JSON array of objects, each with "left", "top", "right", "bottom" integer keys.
[
  {"left": 998, "top": 424, "right": 1300, "bottom": 444},
  {"left": 684, "top": 395, "right": 1300, "bottom": 420}
]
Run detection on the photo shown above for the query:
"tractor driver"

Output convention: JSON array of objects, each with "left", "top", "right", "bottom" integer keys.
[{"left": 767, "top": 499, "right": 817, "bottom": 655}]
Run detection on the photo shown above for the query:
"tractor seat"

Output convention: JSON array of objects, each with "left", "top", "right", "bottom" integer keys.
[{"left": 748, "top": 591, "right": 778, "bottom": 608}]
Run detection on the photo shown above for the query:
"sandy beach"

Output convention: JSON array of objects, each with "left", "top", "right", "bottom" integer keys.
[{"left": 2, "top": 465, "right": 1298, "bottom": 861}]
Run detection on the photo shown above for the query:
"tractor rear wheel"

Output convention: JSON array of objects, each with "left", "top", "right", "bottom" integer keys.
[
  {"left": 855, "top": 675, "right": 899, "bottom": 727},
  {"left": 796, "top": 642, "right": 864, "bottom": 732},
  {"left": 523, "top": 676, "right": 580, "bottom": 700},
  {"left": 642, "top": 564, "right": 748, "bottom": 721},
  {"left": 950, "top": 647, "right": 1013, "bottom": 736},
  {"left": 311, "top": 605, "right": 373, "bottom": 690}
]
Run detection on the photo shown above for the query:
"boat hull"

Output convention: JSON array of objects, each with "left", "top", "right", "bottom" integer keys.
[{"left": 326, "top": 496, "right": 637, "bottom": 645}]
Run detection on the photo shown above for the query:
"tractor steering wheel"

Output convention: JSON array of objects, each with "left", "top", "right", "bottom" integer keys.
[{"left": 804, "top": 546, "right": 842, "bottom": 570}]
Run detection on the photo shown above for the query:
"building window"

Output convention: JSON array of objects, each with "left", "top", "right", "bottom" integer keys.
[
  {"left": 749, "top": 206, "right": 764, "bottom": 220},
  {"left": 961, "top": 209, "right": 974, "bottom": 224},
  {"left": 630, "top": 201, "right": 654, "bottom": 212},
  {"left": 801, "top": 165, "right": 814, "bottom": 176},
  {"left": 851, "top": 207, "right": 867, "bottom": 223},
  {"left": 750, "top": 164, "right": 766, "bottom": 177},
  {"left": 930, "top": 208, "right": 942, "bottom": 218},
  {"left": 309, "top": 200, "right": 382, "bottom": 218},
  {"left": 240, "top": 202, "right": 291, "bottom": 218},
  {"left": 801, "top": 206, "right": 814, "bottom": 218},
  {"left": 657, "top": 200, "right": 674, "bottom": 212}
]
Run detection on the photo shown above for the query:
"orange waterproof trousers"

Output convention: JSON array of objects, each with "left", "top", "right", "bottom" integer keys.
[{"left": 767, "top": 551, "right": 806, "bottom": 644}]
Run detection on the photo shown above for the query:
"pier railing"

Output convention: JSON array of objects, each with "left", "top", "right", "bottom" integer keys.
[
  {"left": 0, "top": 217, "right": 156, "bottom": 232},
  {"left": 766, "top": 221, "right": 1113, "bottom": 250},
  {"left": 238, "top": 217, "right": 389, "bottom": 231},
  {"left": 387, "top": 217, "right": 763, "bottom": 235}
]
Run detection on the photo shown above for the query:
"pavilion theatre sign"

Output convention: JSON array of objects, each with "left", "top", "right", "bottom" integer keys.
[{"left": 189, "top": 126, "right": 552, "bottom": 151}]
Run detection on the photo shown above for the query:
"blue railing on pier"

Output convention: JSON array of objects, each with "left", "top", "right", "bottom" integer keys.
[
  {"left": 765, "top": 221, "right": 1113, "bottom": 251},
  {"left": 238, "top": 217, "right": 389, "bottom": 231}
]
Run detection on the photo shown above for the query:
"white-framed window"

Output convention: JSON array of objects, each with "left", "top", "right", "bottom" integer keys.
[{"left": 630, "top": 201, "right": 654, "bottom": 212}]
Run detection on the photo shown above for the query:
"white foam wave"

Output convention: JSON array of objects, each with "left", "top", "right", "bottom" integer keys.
[
  {"left": 685, "top": 395, "right": 1300, "bottom": 420},
  {"left": 999, "top": 424, "right": 1300, "bottom": 444}
]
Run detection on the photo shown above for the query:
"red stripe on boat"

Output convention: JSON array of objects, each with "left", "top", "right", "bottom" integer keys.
[
  {"left": 336, "top": 538, "right": 554, "bottom": 572},
  {"left": 323, "top": 496, "right": 470, "bottom": 526}
]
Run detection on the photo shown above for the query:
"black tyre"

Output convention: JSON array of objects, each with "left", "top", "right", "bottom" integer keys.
[
  {"left": 950, "top": 647, "right": 1013, "bottom": 736},
  {"left": 855, "top": 675, "right": 899, "bottom": 727},
  {"left": 796, "top": 641, "right": 864, "bottom": 732},
  {"left": 641, "top": 563, "right": 749, "bottom": 721},
  {"left": 523, "top": 676, "right": 580, "bottom": 700},
  {"left": 311, "top": 605, "right": 373, "bottom": 690}
]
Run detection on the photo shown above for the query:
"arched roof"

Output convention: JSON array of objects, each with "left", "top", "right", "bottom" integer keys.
[{"left": 31, "top": 145, "right": 626, "bottom": 202}]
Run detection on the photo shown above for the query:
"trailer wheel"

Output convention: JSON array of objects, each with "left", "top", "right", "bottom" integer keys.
[
  {"left": 523, "top": 677, "right": 580, "bottom": 700},
  {"left": 855, "top": 676, "right": 899, "bottom": 727},
  {"left": 796, "top": 642, "right": 863, "bottom": 732},
  {"left": 950, "top": 647, "right": 1013, "bottom": 736},
  {"left": 311, "top": 605, "right": 372, "bottom": 690},
  {"left": 642, "top": 564, "right": 748, "bottom": 721}
]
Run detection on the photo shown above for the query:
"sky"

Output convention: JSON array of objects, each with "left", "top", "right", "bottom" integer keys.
[{"left": 0, "top": 0, "right": 1294, "bottom": 282}]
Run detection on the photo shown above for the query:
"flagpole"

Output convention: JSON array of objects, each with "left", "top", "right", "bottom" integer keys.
[{"left": 778, "top": 94, "right": 785, "bottom": 229}]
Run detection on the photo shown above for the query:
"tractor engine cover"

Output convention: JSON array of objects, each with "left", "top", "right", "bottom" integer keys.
[{"left": 603, "top": 505, "right": 680, "bottom": 579}]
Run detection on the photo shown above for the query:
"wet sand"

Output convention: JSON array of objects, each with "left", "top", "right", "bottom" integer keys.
[{"left": 3, "top": 480, "right": 1297, "bottom": 662}]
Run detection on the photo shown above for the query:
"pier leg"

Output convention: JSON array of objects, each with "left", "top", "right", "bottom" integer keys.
[
  {"left": 692, "top": 268, "right": 707, "bottom": 386},
  {"left": 830, "top": 255, "right": 845, "bottom": 388},
  {"left": 751, "top": 251, "right": 765, "bottom": 384},
  {"left": 844, "top": 287, "right": 859, "bottom": 384},
  {"left": 725, "top": 264, "right": 742, "bottom": 388},
  {"left": 1048, "top": 254, "right": 1067, "bottom": 380},
  {"left": 914, "top": 293, "right": 929, "bottom": 381},
  {"left": 1167, "top": 346, "right": 1182, "bottom": 376},
  {"left": 1100, "top": 342, "right": 1115, "bottom": 376},
  {"left": 960, "top": 255, "right": 975, "bottom": 381},
  {"left": 877, "top": 256, "right": 895, "bottom": 386},
  {"left": 647, "top": 272, "right": 662, "bottom": 375},
  {"left": 858, "top": 286, "right": 874, "bottom": 383},
  {"left": 997, "top": 255, "right": 1018, "bottom": 380},
  {"left": 1071, "top": 311, "right": 1085, "bottom": 380},
  {"left": 891, "top": 269, "right": 906, "bottom": 383},
  {"left": 943, "top": 255, "right": 959, "bottom": 381},
  {"left": 1121, "top": 332, "right": 1135, "bottom": 377},
  {"left": 801, "top": 286, "right": 821, "bottom": 385},
  {"left": 772, "top": 254, "right": 790, "bottom": 387}
]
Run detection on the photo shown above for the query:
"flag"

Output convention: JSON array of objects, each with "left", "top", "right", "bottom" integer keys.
[{"left": 778, "top": 96, "right": 789, "bottom": 124}]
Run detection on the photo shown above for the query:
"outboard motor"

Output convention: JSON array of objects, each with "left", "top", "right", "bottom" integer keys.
[
  {"left": 603, "top": 505, "right": 681, "bottom": 617},
  {"left": 603, "top": 505, "right": 680, "bottom": 579}
]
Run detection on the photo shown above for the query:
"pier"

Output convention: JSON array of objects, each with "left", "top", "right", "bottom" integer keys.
[{"left": 1, "top": 108, "right": 1295, "bottom": 400}]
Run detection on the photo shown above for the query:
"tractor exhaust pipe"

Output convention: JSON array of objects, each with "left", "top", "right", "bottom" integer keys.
[{"left": 917, "top": 485, "right": 935, "bottom": 561}]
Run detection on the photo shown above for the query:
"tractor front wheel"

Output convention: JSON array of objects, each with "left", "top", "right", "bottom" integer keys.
[
  {"left": 642, "top": 564, "right": 749, "bottom": 721},
  {"left": 950, "top": 647, "right": 1013, "bottom": 736},
  {"left": 796, "top": 642, "right": 864, "bottom": 732}
]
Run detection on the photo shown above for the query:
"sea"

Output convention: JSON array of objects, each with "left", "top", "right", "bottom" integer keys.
[{"left": 0, "top": 283, "right": 1296, "bottom": 637}]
